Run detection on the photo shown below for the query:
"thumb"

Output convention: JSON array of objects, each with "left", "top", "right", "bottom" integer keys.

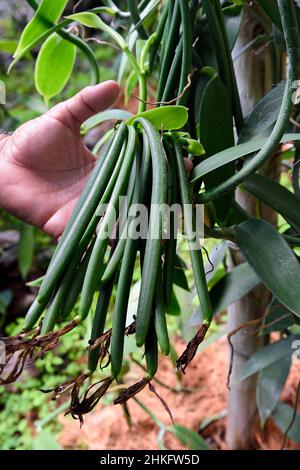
[{"left": 48, "top": 80, "right": 120, "bottom": 129}]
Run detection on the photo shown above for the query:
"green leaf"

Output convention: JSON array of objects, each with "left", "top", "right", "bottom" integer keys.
[
  {"left": 13, "top": 0, "right": 69, "bottom": 60},
  {"left": 197, "top": 328, "right": 227, "bottom": 353},
  {"left": 136, "top": 40, "right": 147, "bottom": 65},
  {"left": 118, "top": 26, "right": 138, "bottom": 84},
  {"left": 117, "top": 0, "right": 160, "bottom": 83},
  {"left": 225, "top": 200, "right": 249, "bottom": 226},
  {"left": 169, "top": 424, "right": 210, "bottom": 450},
  {"left": 191, "top": 133, "right": 300, "bottom": 183},
  {"left": 236, "top": 335, "right": 298, "bottom": 383},
  {"left": 35, "top": 33, "right": 76, "bottom": 101},
  {"left": 257, "top": 355, "right": 291, "bottom": 426},
  {"left": 0, "top": 290, "right": 13, "bottom": 315},
  {"left": 236, "top": 219, "right": 300, "bottom": 318},
  {"left": 67, "top": 11, "right": 125, "bottom": 50},
  {"left": 197, "top": 70, "right": 235, "bottom": 222},
  {"left": 242, "top": 173, "right": 300, "bottom": 231},
  {"left": 210, "top": 262, "right": 260, "bottom": 315},
  {"left": 230, "top": 0, "right": 246, "bottom": 5},
  {"left": 26, "top": 275, "right": 45, "bottom": 288},
  {"left": 32, "top": 430, "right": 62, "bottom": 450},
  {"left": 18, "top": 224, "right": 34, "bottom": 280},
  {"left": 0, "top": 39, "right": 19, "bottom": 54},
  {"left": 261, "top": 301, "right": 295, "bottom": 335},
  {"left": 272, "top": 402, "right": 300, "bottom": 444},
  {"left": 127, "top": 106, "right": 188, "bottom": 130},
  {"left": 9, "top": 21, "right": 70, "bottom": 73},
  {"left": 166, "top": 290, "right": 181, "bottom": 316},
  {"left": 256, "top": 0, "right": 282, "bottom": 31},
  {"left": 182, "top": 139, "right": 205, "bottom": 156},
  {"left": 238, "top": 81, "right": 286, "bottom": 143},
  {"left": 187, "top": 262, "right": 260, "bottom": 327},
  {"left": 173, "top": 256, "right": 190, "bottom": 292},
  {"left": 125, "top": 71, "right": 139, "bottom": 105},
  {"left": 223, "top": 5, "right": 244, "bottom": 50},
  {"left": 81, "top": 109, "right": 133, "bottom": 135},
  {"left": 138, "top": 33, "right": 156, "bottom": 72}
]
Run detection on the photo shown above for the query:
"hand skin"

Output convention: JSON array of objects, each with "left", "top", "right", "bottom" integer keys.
[
  {"left": 0, "top": 81, "right": 120, "bottom": 239},
  {"left": 0, "top": 80, "right": 193, "bottom": 240}
]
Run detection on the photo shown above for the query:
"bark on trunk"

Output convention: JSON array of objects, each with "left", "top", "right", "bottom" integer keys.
[{"left": 226, "top": 6, "right": 281, "bottom": 450}]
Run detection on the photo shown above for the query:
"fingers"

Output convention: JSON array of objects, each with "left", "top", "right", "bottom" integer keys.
[
  {"left": 48, "top": 81, "right": 120, "bottom": 130},
  {"left": 43, "top": 198, "right": 79, "bottom": 240}
]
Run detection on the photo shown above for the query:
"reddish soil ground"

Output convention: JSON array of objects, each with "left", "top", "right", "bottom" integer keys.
[{"left": 58, "top": 336, "right": 300, "bottom": 451}]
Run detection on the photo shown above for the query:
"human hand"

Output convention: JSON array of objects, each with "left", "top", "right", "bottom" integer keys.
[{"left": 0, "top": 81, "right": 119, "bottom": 239}]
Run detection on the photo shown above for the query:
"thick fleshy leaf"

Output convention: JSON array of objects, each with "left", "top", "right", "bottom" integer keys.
[
  {"left": 256, "top": 0, "right": 282, "bottom": 31},
  {"left": 170, "top": 424, "right": 210, "bottom": 450},
  {"left": 35, "top": 33, "right": 76, "bottom": 100},
  {"left": 118, "top": 27, "right": 137, "bottom": 84},
  {"left": 0, "top": 290, "right": 13, "bottom": 315},
  {"left": 117, "top": 0, "right": 159, "bottom": 83},
  {"left": 18, "top": 224, "right": 34, "bottom": 280},
  {"left": 125, "top": 71, "right": 139, "bottom": 105},
  {"left": 238, "top": 81, "right": 286, "bottom": 143},
  {"left": 261, "top": 300, "right": 295, "bottom": 335},
  {"left": 193, "top": 26, "right": 217, "bottom": 73},
  {"left": 81, "top": 109, "right": 133, "bottom": 135},
  {"left": 166, "top": 290, "right": 181, "bottom": 316},
  {"left": 194, "top": 68, "right": 216, "bottom": 122},
  {"left": 187, "top": 262, "right": 260, "bottom": 327},
  {"left": 0, "top": 39, "right": 19, "bottom": 54},
  {"left": 257, "top": 355, "right": 291, "bottom": 426},
  {"left": 67, "top": 11, "right": 125, "bottom": 49},
  {"left": 236, "top": 219, "right": 300, "bottom": 317},
  {"left": 242, "top": 173, "right": 300, "bottom": 231},
  {"left": 26, "top": 275, "right": 44, "bottom": 288},
  {"left": 197, "top": 329, "right": 227, "bottom": 354},
  {"left": 13, "top": 0, "right": 69, "bottom": 60},
  {"left": 197, "top": 69, "right": 235, "bottom": 222},
  {"left": 127, "top": 106, "right": 188, "bottom": 130},
  {"left": 209, "top": 262, "right": 260, "bottom": 315},
  {"left": 136, "top": 33, "right": 156, "bottom": 71},
  {"left": 191, "top": 133, "right": 300, "bottom": 183},
  {"left": 272, "top": 402, "right": 300, "bottom": 444},
  {"left": 223, "top": 5, "right": 243, "bottom": 50},
  {"left": 230, "top": 0, "right": 246, "bottom": 4},
  {"left": 236, "top": 335, "right": 298, "bottom": 383},
  {"left": 173, "top": 256, "right": 190, "bottom": 292},
  {"left": 225, "top": 200, "right": 249, "bottom": 226},
  {"left": 273, "top": 7, "right": 300, "bottom": 45}
]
